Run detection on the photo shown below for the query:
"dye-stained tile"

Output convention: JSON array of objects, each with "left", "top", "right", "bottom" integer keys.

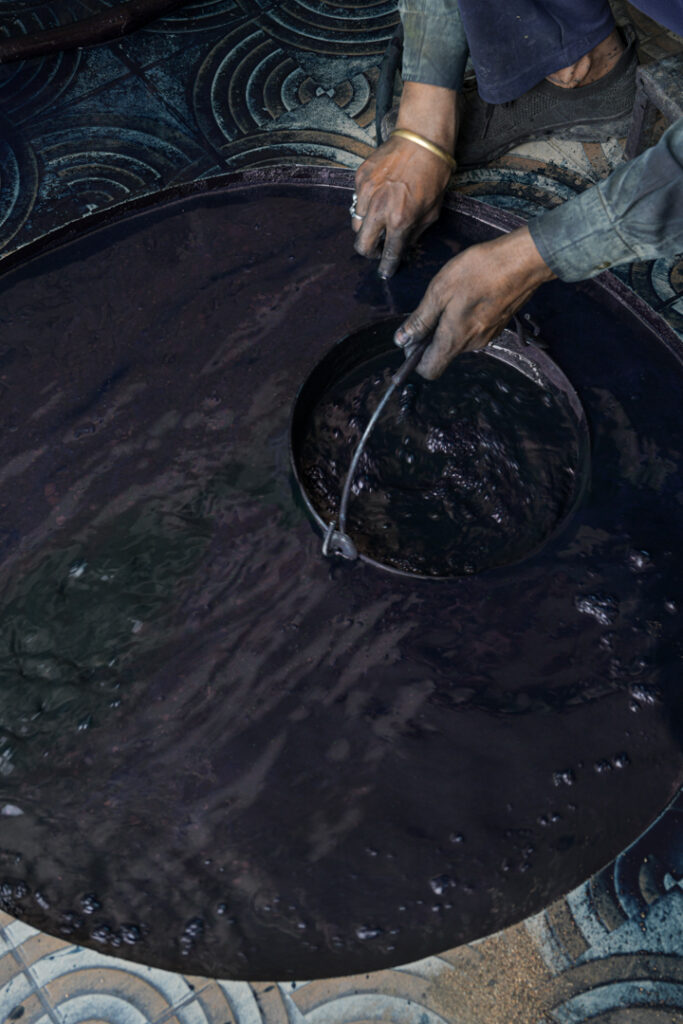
[
  {"left": 454, "top": 163, "right": 586, "bottom": 218},
  {"left": 0, "top": 938, "right": 22, "bottom": 989},
  {"left": 217, "top": 126, "right": 371, "bottom": 169},
  {"left": 507, "top": 138, "right": 599, "bottom": 180},
  {"left": 324, "top": 65, "right": 379, "bottom": 132},
  {"left": 184, "top": 918, "right": 683, "bottom": 1024},
  {"left": 0, "top": 47, "right": 130, "bottom": 127},
  {"left": 178, "top": 14, "right": 377, "bottom": 160},
  {"left": 528, "top": 895, "right": 683, "bottom": 1020},
  {"left": 152, "top": 18, "right": 306, "bottom": 145},
  {"left": 171, "top": 157, "right": 229, "bottom": 184},
  {"left": 5, "top": 926, "right": 69, "bottom": 968},
  {"left": 181, "top": 20, "right": 377, "bottom": 157},
  {"left": 0, "top": 986, "right": 49, "bottom": 1024},
  {"left": 182, "top": 975, "right": 220, "bottom": 1000},
  {"left": 0, "top": 73, "right": 213, "bottom": 260},
  {"left": 0, "top": 113, "right": 40, "bottom": 255},
  {"left": 124, "top": 16, "right": 374, "bottom": 169},
  {"left": 0, "top": 0, "right": 93, "bottom": 42},
  {"left": 262, "top": 95, "right": 373, "bottom": 145},
  {"left": 629, "top": 257, "right": 683, "bottom": 335},
  {"left": 193, "top": 980, "right": 263, "bottom": 1024},
  {"left": 256, "top": 0, "right": 398, "bottom": 59},
  {"left": 283, "top": 965, "right": 450, "bottom": 1021},
  {"left": 0, "top": 932, "right": 50, "bottom": 1024},
  {"left": 648, "top": 254, "right": 683, "bottom": 322},
  {"left": 15, "top": 943, "right": 201, "bottom": 1024},
  {"left": 282, "top": 50, "right": 385, "bottom": 96},
  {"left": 113, "top": 0, "right": 254, "bottom": 70}
]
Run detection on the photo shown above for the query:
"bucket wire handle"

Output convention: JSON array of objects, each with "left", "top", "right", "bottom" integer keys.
[
  {"left": 322, "top": 338, "right": 428, "bottom": 561},
  {"left": 321, "top": 312, "right": 541, "bottom": 563}
]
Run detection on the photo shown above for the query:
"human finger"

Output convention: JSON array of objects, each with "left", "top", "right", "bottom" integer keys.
[
  {"left": 354, "top": 196, "right": 389, "bottom": 260},
  {"left": 415, "top": 313, "right": 466, "bottom": 379},
  {"left": 377, "top": 226, "right": 411, "bottom": 279},
  {"left": 393, "top": 286, "right": 443, "bottom": 349}
]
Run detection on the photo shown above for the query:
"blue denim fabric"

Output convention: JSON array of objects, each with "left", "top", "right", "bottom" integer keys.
[
  {"left": 399, "top": 0, "right": 615, "bottom": 103},
  {"left": 398, "top": 0, "right": 469, "bottom": 91},
  {"left": 399, "top": 0, "right": 683, "bottom": 99},
  {"left": 458, "top": 0, "right": 615, "bottom": 104},
  {"left": 529, "top": 119, "right": 683, "bottom": 281},
  {"left": 630, "top": 0, "right": 683, "bottom": 36}
]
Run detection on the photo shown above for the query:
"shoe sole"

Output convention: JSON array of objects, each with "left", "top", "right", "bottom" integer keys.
[{"left": 456, "top": 111, "right": 633, "bottom": 168}]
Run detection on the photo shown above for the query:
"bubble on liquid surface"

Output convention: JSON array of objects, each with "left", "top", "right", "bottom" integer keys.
[
  {"left": 80, "top": 893, "right": 101, "bottom": 915},
  {"left": 0, "top": 804, "right": 23, "bottom": 817},
  {"left": 628, "top": 550, "right": 652, "bottom": 572},
  {"left": 574, "top": 593, "right": 619, "bottom": 626},
  {"left": 553, "top": 769, "right": 576, "bottom": 787},
  {"left": 180, "top": 917, "right": 205, "bottom": 955},
  {"left": 630, "top": 683, "right": 661, "bottom": 706}
]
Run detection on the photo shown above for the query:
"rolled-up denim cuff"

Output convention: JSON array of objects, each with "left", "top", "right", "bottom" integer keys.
[
  {"left": 530, "top": 119, "right": 683, "bottom": 282},
  {"left": 399, "top": 3, "right": 468, "bottom": 91},
  {"left": 529, "top": 187, "right": 634, "bottom": 283}
]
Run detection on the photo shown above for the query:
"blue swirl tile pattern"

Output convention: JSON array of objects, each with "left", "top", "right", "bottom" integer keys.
[
  {"left": 258, "top": 0, "right": 399, "bottom": 55},
  {"left": 0, "top": 116, "right": 38, "bottom": 247},
  {"left": 0, "top": 0, "right": 683, "bottom": 1018},
  {"left": 4, "top": 800, "right": 683, "bottom": 1022}
]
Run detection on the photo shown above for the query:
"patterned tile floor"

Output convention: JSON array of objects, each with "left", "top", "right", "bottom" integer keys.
[{"left": 1, "top": 0, "right": 683, "bottom": 1019}]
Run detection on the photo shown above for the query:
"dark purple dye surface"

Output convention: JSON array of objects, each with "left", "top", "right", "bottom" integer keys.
[{"left": 0, "top": 173, "right": 681, "bottom": 979}]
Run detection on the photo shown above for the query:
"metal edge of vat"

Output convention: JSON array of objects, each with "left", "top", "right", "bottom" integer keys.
[
  {"left": 288, "top": 315, "right": 592, "bottom": 579},
  {"left": 4, "top": 161, "right": 678, "bottom": 565},
  {"left": 1, "top": 163, "right": 682, "bottom": 377}
]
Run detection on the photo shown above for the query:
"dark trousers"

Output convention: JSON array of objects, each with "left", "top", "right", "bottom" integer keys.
[
  {"left": 460, "top": 0, "right": 683, "bottom": 104},
  {"left": 459, "top": 0, "right": 615, "bottom": 103}
]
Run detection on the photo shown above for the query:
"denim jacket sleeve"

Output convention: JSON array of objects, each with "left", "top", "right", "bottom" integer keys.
[
  {"left": 398, "top": 0, "right": 469, "bottom": 91},
  {"left": 529, "top": 118, "right": 683, "bottom": 282}
]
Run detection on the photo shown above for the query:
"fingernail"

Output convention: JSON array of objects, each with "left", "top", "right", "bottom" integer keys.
[{"left": 394, "top": 326, "right": 409, "bottom": 347}]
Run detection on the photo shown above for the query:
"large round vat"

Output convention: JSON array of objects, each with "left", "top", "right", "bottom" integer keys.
[{"left": 0, "top": 168, "right": 681, "bottom": 979}]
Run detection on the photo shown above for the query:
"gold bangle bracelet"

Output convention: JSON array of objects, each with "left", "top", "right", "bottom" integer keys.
[{"left": 390, "top": 129, "right": 457, "bottom": 171}]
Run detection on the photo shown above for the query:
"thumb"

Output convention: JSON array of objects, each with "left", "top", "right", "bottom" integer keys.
[{"left": 394, "top": 295, "right": 440, "bottom": 350}]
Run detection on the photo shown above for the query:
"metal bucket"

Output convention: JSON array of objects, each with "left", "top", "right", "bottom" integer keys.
[{"left": 291, "top": 315, "right": 591, "bottom": 579}]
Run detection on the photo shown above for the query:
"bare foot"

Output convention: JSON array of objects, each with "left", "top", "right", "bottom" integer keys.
[{"left": 546, "top": 27, "right": 625, "bottom": 88}]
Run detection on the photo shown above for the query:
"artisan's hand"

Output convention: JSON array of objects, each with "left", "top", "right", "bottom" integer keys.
[
  {"left": 353, "top": 82, "right": 457, "bottom": 279},
  {"left": 394, "top": 226, "right": 557, "bottom": 379}
]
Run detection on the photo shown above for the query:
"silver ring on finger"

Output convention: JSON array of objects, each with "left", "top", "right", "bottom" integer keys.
[{"left": 349, "top": 192, "right": 358, "bottom": 218}]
